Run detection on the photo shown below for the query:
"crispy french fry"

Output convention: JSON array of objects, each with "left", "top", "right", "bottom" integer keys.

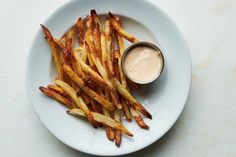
[
  {"left": 55, "top": 79, "right": 96, "bottom": 127},
  {"left": 91, "top": 9, "right": 102, "bottom": 61},
  {"left": 40, "top": 24, "right": 63, "bottom": 79},
  {"left": 91, "top": 9, "right": 101, "bottom": 30},
  {"left": 39, "top": 86, "right": 73, "bottom": 109},
  {"left": 60, "top": 34, "right": 66, "bottom": 45},
  {"left": 113, "top": 50, "right": 120, "bottom": 81},
  {"left": 62, "top": 64, "right": 115, "bottom": 111},
  {"left": 122, "top": 98, "right": 132, "bottom": 121},
  {"left": 112, "top": 78, "right": 152, "bottom": 119},
  {"left": 105, "top": 18, "right": 115, "bottom": 76},
  {"left": 66, "top": 26, "right": 75, "bottom": 48},
  {"left": 88, "top": 98, "right": 102, "bottom": 127},
  {"left": 102, "top": 107, "right": 115, "bottom": 141},
  {"left": 109, "top": 12, "right": 139, "bottom": 43},
  {"left": 100, "top": 32, "right": 109, "bottom": 71},
  {"left": 76, "top": 17, "right": 84, "bottom": 46},
  {"left": 53, "top": 37, "right": 65, "bottom": 50},
  {"left": 114, "top": 109, "right": 122, "bottom": 146},
  {"left": 130, "top": 106, "right": 149, "bottom": 129},
  {"left": 47, "top": 84, "right": 68, "bottom": 97},
  {"left": 81, "top": 44, "right": 88, "bottom": 62},
  {"left": 68, "top": 109, "right": 133, "bottom": 137},
  {"left": 115, "top": 16, "right": 125, "bottom": 56}
]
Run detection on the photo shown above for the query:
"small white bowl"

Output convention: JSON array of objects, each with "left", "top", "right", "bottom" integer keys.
[{"left": 122, "top": 41, "right": 165, "bottom": 84}]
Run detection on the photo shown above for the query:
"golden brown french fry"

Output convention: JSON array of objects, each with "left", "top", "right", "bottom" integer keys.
[
  {"left": 60, "top": 34, "right": 66, "bottom": 45},
  {"left": 109, "top": 12, "right": 139, "bottom": 43},
  {"left": 105, "top": 18, "right": 115, "bottom": 76},
  {"left": 76, "top": 17, "right": 84, "bottom": 46},
  {"left": 55, "top": 79, "right": 96, "bottom": 127},
  {"left": 102, "top": 107, "right": 115, "bottom": 141},
  {"left": 122, "top": 98, "right": 132, "bottom": 121},
  {"left": 81, "top": 44, "right": 88, "bottom": 62},
  {"left": 39, "top": 86, "right": 73, "bottom": 109},
  {"left": 100, "top": 32, "right": 109, "bottom": 72},
  {"left": 62, "top": 37, "right": 73, "bottom": 66},
  {"left": 113, "top": 50, "right": 120, "bottom": 81},
  {"left": 112, "top": 78, "right": 152, "bottom": 119},
  {"left": 47, "top": 84, "right": 68, "bottom": 97},
  {"left": 40, "top": 24, "right": 63, "bottom": 79},
  {"left": 91, "top": 9, "right": 101, "bottom": 30},
  {"left": 53, "top": 37, "right": 65, "bottom": 50},
  {"left": 115, "top": 16, "right": 125, "bottom": 56},
  {"left": 91, "top": 9, "right": 102, "bottom": 61},
  {"left": 66, "top": 26, "right": 75, "bottom": 48},
  {"left": 62, "top": 64, "right": 115, "bottom": 111},
  {"left": 114, "top": 109, "right": 122, "bottom": 146},
  {"left": 68, "top": 109, "right": 133, "bottom": 137},
  {"left": 130, "top": 106, "right": 149, "bottom": 129}
]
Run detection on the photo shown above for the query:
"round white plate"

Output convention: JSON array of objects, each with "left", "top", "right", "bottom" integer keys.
[{"left": 26, "top": 0, "right": 191, "bottom": 156}]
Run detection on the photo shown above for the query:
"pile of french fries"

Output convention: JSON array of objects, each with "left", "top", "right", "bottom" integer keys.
[{"left": 39, "top": 10, "right": 152, "bottom": 147}]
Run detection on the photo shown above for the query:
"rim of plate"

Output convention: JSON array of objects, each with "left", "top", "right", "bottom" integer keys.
[{"left": 26, "top": 0, "right": 192, "bottom": 156}]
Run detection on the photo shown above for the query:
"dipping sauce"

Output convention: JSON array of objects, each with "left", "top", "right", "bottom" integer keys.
[{"left": 123, "top": 45, "right": 164, "bottom": 83}]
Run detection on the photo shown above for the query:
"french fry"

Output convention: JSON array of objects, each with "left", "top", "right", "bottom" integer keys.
[
  {"left": 130, "top": 106, "right": 149, "bottom": 129},
  {"left": 112, "top": 78, "right": 152, "bottom": 119},
  {"left": 122, "top": 98, "right": 132, "bottom": 121},
  {"left": 102, "top": 107, "right": 115, "bottom": 141},
  {"left": 100, "top": 32, "right": 109, "bottom": 72},
  {"left": 55, "top": 79, "right": 97, "bottom": 127},
  {"left": 109, "top": 12, "right": 139, "bottom": 43},
  {"left": 68, "top": 109, "right": 133, "bottom": 137},
  {"left": 76, "top": 17, "right": 84, "bottom": 46},
  {"left": 113, "top": 50, "right": 120, "bottom": 81},
  {"left": 75, "top": 18, "right": 88, "bottom": 62},
  {"left": 91, "top": 9, "right": 101, "bottom": 30},
  {"left": 91, "top": 9, "right": 102, "bottom": 61},
  {"left": 66, "top": 27, "right": 75, "bottom": 49},
  {"left": 47, "top": 84, "right": 68, "bottom": 97},
  {"left": 105, "top": 18, "right": 115, "bottom": 76},
  {"left": 60, "top": 34, "right": 66, "bottom": 45},
  {"left": 114, "top": 109, "right": 122, "bottom": 146},
  {"left": 53, "top": 37, "right": 65, "bottom": 50},
  {"left": 40, "top": 24, "right": 63, "bottom": 79},
  {"left": 39, "top": 86, "right": 73, "bottom": 109},
  {"left": 62, "top": 64, "right": 115, "bottom": 111}
]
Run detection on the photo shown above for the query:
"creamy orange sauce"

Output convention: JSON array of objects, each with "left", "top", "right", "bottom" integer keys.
[{"left": 124, "top": 46, "right": 163, "bottom": 82}]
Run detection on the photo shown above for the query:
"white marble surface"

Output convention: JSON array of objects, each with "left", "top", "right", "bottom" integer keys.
[{"left": 0, "top": 0, "right": 235, "bottom": 156}]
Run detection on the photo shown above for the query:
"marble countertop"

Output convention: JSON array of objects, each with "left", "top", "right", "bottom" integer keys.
[{"left": 0, "top": 0, "right": 235, "bottom": 156}]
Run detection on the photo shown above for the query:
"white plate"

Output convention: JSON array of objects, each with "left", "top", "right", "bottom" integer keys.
[{"left": 26, "top": 0, "right": 191, "bottom": 156}]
